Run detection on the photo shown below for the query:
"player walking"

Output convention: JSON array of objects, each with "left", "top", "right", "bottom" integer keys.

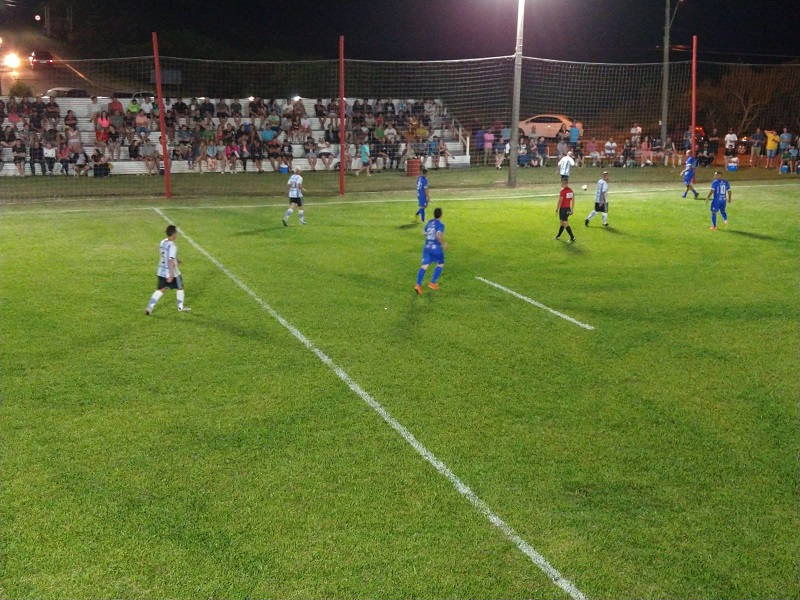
[
  {"left": 585, "top": 171, "right": 610, "bottom": 227},
  {"left": 414, "top": 167, "right": 430, "bottom": 222},
  {"left": 681, "top": 150, "right": 699, "bottom": 198},
  {"left": 283, "top": 166, "right": 307, "bottom": 226},
  {"left": 414, "top": 207, "right": 447, "bottom": 294},
  {"left": 555, "top": 179, "right": 576, "bottom": 242},
  {"left": 558, "top": 150, "right": 575, "bottom": 181},
  {"left": 705, "top": 171, "right": 731, "bottom": 230},
  {"left": 145, "top": 224, "right": 190, "bottom": 315}
]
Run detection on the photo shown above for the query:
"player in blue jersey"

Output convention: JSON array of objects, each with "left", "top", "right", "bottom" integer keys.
[
  {"left": 680, "top": 150, "right": 699, "bottom": 198},
  {"left": 705, "top": 171, "right": 732, "bottom": 230},
  {"left": 414, "top": 167, "right": 430, "bottom": 222},
  {"left": 414, "top": 207, "right": 447, "bottom": 294}
]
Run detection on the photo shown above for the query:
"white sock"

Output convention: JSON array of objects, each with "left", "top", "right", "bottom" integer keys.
[
  {"left": 176, "top": 290, "right": 185, "bottom": 310},
  {"left": 587, "top": 211, "right": 596, "bottom": 221},
  {"left": 298, "top": 210, "right": 304, "bottom": 221},
  {"left": 602, "top": 213, "right": 608, "bottom": 225},
  {"left": 147, "top": 289, "right": 163, "bottom": 311},
  {"left": 284, "top": 208, "right": 293, "bottom": 220}
]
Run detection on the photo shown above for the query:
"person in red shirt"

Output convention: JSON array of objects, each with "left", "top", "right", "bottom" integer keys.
[{"left": 555, "top": 179, "right": 576, "bottom": 242}]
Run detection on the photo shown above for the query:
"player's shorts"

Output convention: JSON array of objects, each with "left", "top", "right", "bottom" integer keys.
[
  {"left": 418, "top": 199, "right": 428, "bottom": 208},
  {"left": 289, "top": 195, "right": 303, "bottom": 206},
  {"left": 157, "top": 275, "right": 183, "bottom": 290},
  {"left": 594, "top": 202, "right": 608, "bottom": 213},
  {"left": 560, "top": 173, "right": 569, "bottom": 181},
  {"left": 683, "top": 172, "right": 694, "bottom": 185},
  {"left": 559, "top": 207, "right": 572, "bottom": 221},
  {"left": 710, "top": 200, "right": 726, "bottom": 213},
  {"left": 422, "top": 247, "right": 444, "bottom": 265}
]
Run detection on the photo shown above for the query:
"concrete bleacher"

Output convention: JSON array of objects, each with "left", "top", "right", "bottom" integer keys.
[{"left": 0, "top": 97, "right": 469, "bottom": 177}]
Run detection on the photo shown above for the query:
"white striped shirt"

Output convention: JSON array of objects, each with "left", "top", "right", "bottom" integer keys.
[
  {"left": 288, "top": 174, "right": 303, "bottom": 198},
  {"left": 595, "top": 179, "right": 609, "bottom": 203},
  {"left": 157, "top": 239, "right": 180, "bottom": 278},
  {"left": 558, "top": 155, "right": 575, "bottom": 177}
]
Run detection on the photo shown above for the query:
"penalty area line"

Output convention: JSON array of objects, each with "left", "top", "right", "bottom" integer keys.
[
  {"left": 152, "top": 207, "right": 588, "bottom": 600},
  {"left": 476, "top": 276, "right": 595, "bottom": 331}
]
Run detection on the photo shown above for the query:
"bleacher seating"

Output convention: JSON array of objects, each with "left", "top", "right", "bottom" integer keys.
[{"left": 0, "top": 97, "right": 469, "bottom": 177}]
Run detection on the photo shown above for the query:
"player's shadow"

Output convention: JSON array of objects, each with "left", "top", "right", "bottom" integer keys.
[
  {"left": 601, "top": 227, "right": 626, "bottom": 235},
  {"left": 398, "top": 223, "right": 420, "bottom": 230},
  {"left": 189, "top": 314, "right": 273, "bottom": 341},
  {"left": 235, "top": 227, "right": 276, "bottom": 236},
  {"left": 725, "top": 230, "right": 782, "bottom": 242},
  {"left": 562, "top": 242, "right": 588, "bottom": 254}
]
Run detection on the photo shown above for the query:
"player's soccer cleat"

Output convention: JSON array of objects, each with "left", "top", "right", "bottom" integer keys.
[
  {"left": 694, "top": 192, "right": 699, "bottom": 199},
  {"left": 723, "top": 221, "right": 728, "bottom": 226},
  {"left": 282, "top": 218, "right": 288, "bottom": 227},
  {"left": 145, "top": 309, "right": 151, "bottom": 316},
  {"left": 299, "top": 219, "right": 307, "bottom": 225},
  {"left": 414, "top": 284, "right": 423, "bottom": 295},
  {"left": 603, "top": 223, "right": 610, "bottom": 227},
  {"left": 682, "top": 193, "right": 687, "bottom": 198},
  {"left": 179, "top": 307, "right": 191, "bottom": 312},
  {"left": 584, "top": 219, "right": 589, "bottom": 227},
  {"left": 427, "top": 283, "right": 440, "bottom": 290},
  {"left": 710, "top": 226, "right": 717, "bottom": 230},
  {"left": 569, "top": 237, "right": 576, "bottom": 243}
]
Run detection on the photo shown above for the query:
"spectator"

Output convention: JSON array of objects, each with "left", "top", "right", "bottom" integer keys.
[
  {"left": 723, "top": 128, "right": 738, "bottom": 156},
  {"left": 141, "top": 138, "right": 157, "bottom": 175},
  {"left": 92, "top": 148, "right": 111, "bottom": 178},
  {"left": 683, "top": 126, "right": 692, "bottom": 154},
  {"left": 224, "top": 140, "right": 239, "bottom": 173},
  {"left": 29, "top": 110, "right": 45, "bottom": 136},
  {"left": 304, "top": 136, "right": 318, "bottom": 171},
  {"left": 789, "top": 142, "right": 799, "bottom": 174},
  {"left": 573, "top": 140, "right": 584, "bottom": 167},
  {"left": 109, "top": 102, "right": 126, "bottom": 142},
  {"left": 651, "top": 136, "right": 664, "bottom": 164},
  {"left": 517, "top": 139, "right": 530, "bottom": 167},
  {"left": 438, "top": 138, "right": 453, "bottom": 169},
  {"left": 639, "top": 136, "right": 652, "bottom": 166},
  {"left": 266, "top": 137, "right": 281, "bottom": 171},
  {"left": 747, "top": 128, "right": 764, "bottom": 167},
  {"left": 697, "top": 143, "right": 713, "bottom": 167},
  {"left": 280, "top": 138, "right": 294, "bottom": 170},
  {"left": 173, "top": 98, "right": 189, "bottom": 124},
  {"left": 87, "top": 95, "right": 106, "bottom": 124},
  {"left": 43, "top": 141, "right": 57, "bottom": 175},
  {"left": 556, "top": 135, "right": 569, "bottom": 159},
  {"left": 318, "top": 137, "right": 335, "bottom": 170},
  {"left": 528, "top": 143, "right": 541, "bottom": 167},
  {"left": 0, "top": 98, "right": 6, "bottom": 123},
  {"left": 163, "top": 109, "right": 176, "bottom": 143},
  {"left": 355, "top": 139, "right": 371, "bottom": 176},
  {"left": 536, "top": 136, "right": 549, "bottom": 167},
  {"left": 44, "top": 96, "right": 61, "bottom": 129},
  {"left": 57, "top": 140, "right": 71, "bottom": 175},
  {"left": 128, "top": 139, "right": 142, "bottom": 161},
  {"left": 29, "top": 140, "right": 45, "bottom": 175},
  {"left": 250, "top": 136, "right": 264, "bottom": 173},
  {"left": 293, "top": 98, "right": 307, "bottom": 118},
  {"left": 64, "top": 109, "right": 79, "bottom": 130},
  {"left": 19, "top": 97, "right": 32, "bottom": 118},
  {"left": 586, "top": 137, "right": 601, "bottom": 166},
  {"left": 249, "top": 98, "right": 264, "bottom": 128},
  {"left": 501, "top": 124, "right": 511, "bottom": 146},
  {"left": 426, "top": 136, "right": 440, "bottom": 169},
  {"left": 779, "top": 127, "right": 793, "bottom": 154},
  {"left": 764, "top": 129, "right": 780, "bottom": 169},
  {"left": 95, "top": 112, "right": 109, "bottom": 156},
  {"left": 570, "top": 121, "right": 581, "bottom": 150},
  {"left": 200, "top": 98, "right": 215, "bottom": 122},
  {"left": 107, "top": 125, "right": 122, "bottom": 161},
  {"left": 31, "top": 95, "right": 46, "bottom": 119},
  {"left": 708, "top": 128, "right": 720, "bottom": 159},
  {"left": 315, "top": 98, "right": 327, "bottom": 129},
  {"left": 230, "top": 98, "right": 243, "bottom": 128},
  {"left": 6, "top": 97, "right": 20, "bottom": 125},
  {"left": 66, "top": 125, "right": 82, "bottom": 153},
  {"left": 71, "top": 149, "right": 91, "bottom": 176},
  {"left": 664, "top": 136, "right": 677, "bottom": 167},
  {"left": 630, "top": 122, "right": 642, "bottom": 146},
  {"left": 140, "top": 96, "right": 155, "bottom": 127},
  {"left": 134, "top": 110, "right": 150, "bottom": 141},
  {"left": 215, "top": 98, "right": 229, "bottom": 128},
  {"left": 1, "top": 126, "right": 17, "bottom": 149},
  {"left": 604, "top": 137, "right": 618, "bottom": 164},
  {"left": 483, "top": 129, "right": 494, "bottom": 165},
  {"left": 202, "top": 139, "right": 215, "bottom": 173},
  {"left": 267, "top": 109, "right": 281, "bottom": 133}
]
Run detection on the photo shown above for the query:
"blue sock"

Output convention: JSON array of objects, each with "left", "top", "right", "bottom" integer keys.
[
  {"left": 416, "top": 268, "right": 426, "bottom": 285},
  {"left": 431, "top": 266, "right": 443, "bottom": 283},
  {"left": 711, "top": 212, "right": 717, "bottom": 227},
  {"left": 720, "top": 209, "right": 727, "bottom": 222},
  {"left": 419, "top": 208, "right": 426, "bottom": 222},
  {"left": 682, "top": 192, "right": 687, "bottom": 198}
]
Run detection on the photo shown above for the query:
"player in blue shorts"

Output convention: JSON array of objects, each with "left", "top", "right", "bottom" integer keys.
[
  {"left": 414, "top": 167, "right": 430, "bottom": 222},
  {"left": 705, "top": 171, "right": 732, "bottom": 230},
  {"left": 415, "top": 207, "right": 448, "bottom": 294},
  {"left": 680, "top": 150, "right": 699, "bottom": 198}
]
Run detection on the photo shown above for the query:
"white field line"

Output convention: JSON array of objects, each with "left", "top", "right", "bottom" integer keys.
[
  {"left": 153, "top": 207, "right": 587, "bottom": 600},
  {"left": 3, "top": 181, "right": 798, "bottom": 217},
  {"left": 477, "top": 277, "right": 595, "bottom": 331}
]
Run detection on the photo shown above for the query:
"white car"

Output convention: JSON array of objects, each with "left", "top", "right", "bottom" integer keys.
[{"left": 518, "top": 114, "right": 583, "bottom": 139}]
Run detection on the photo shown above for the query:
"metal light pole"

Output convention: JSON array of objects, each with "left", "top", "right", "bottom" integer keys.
[
  {"left": 660, "top": 0, "right": 683, "bottom": 153},
  {"left": 507, "top": 0, "right": 525, "bottom": 187}
]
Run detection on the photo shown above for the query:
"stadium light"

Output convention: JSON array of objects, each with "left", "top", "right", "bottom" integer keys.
[
  {"left": 3, "top": 53, "right": 21, "bottom": 69},
  {"left": 507, "top": 0, "right": 525, "bottom": 188},
  {"left": 292, "top": 95, "right": 301, "bottom": 101},
  {"left": 661, "top": 0, "right": 685, "bottom": 152}
]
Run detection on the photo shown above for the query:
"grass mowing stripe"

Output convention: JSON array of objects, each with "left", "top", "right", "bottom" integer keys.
[
  {"left": 153, "top": 207, "right": 588, "bottom": 600},
  {"left": 476, "top": 276, "right": 596, "bottom": 330}
]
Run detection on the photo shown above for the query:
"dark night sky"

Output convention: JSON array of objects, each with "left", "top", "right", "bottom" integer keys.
[{"left": 4, "top": 0, "right": 800, "bottom": 63}]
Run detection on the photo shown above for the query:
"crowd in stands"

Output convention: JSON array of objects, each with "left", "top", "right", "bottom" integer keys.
[
  {"left": 471, "top": 119, "right": 800, "bottom": 174},
  {"left": 0, "top": 94, "right": 458, "bottom": 176}
]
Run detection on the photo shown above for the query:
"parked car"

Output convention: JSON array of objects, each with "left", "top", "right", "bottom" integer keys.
[
  {"left": 43, "top": 87, "right": 90, "bottom": 98},
  {"left": 518, "top": 114, "right": 583, "bottom": 139},
  {"left": 29, "top": 50, "right": 55, "bottom": 68},
  {"left": 112, "top": 90, "right": 157, "bottom": 101}
]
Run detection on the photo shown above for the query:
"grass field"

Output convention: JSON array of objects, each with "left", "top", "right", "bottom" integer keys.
[{"left": 1, "top": 171, "right": 798, "bottom": 598}]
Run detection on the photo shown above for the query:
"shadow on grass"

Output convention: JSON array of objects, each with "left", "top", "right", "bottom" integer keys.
[
  {"left": 234, "top": 227, "right": 275, "bottom": 236},
  {"left": 725, "top": 229, "right": 783, "bottom": 242},
  {"left": 561, "top": 241, "right": 588, "bottom": 254},
  {"left": 398, "top": 222, "right": 422, "bottom": 230},
  {"left": 601, "top": 226, "right": 626, "bottom": 235},
  {"left": 187, "top": 313, "right": 274, "bottom": 341}
]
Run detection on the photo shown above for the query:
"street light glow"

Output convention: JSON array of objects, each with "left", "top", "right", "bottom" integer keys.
[{"left": 3, "top": 53, "right": 21, "bottom": 69}]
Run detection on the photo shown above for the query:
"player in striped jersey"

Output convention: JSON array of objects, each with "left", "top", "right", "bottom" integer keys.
[
  {"left": 145, "top": 224, "right": 190, "bottom": 315},
  {"left": 283, "top": 166, "right": 307, "bottom": 226},
  {"left": 584, "top": 171, "right": 610, "bottom": 227}
]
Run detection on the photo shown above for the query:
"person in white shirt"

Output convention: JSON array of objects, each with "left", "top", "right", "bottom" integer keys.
[
  {"left": 43, "top": 142, "right": 57, "bottom": 174},
  {"left": 283, "top": 167, "right": 307, "bottom": 226},
  {"left": 558, "top": 150, "right": 576, "bottom": 181},
  {"left": 585, "top": 171, "right": 610, "bottom": 227},
  {"left": 723, "top": 128, "right": 738, "bottom": 157},
  {"left": 384, "top": 124, "right": 397, "bottom": 141},
  {"left": 145, "top": 224, "right": 190, "bottom": 315},
  {"left": 140, "top": 97, "right": 154, "bottom": 128},
  {"left": 88, "top": 96, "right": 106, "bottom": 124},
  {"left": 604, "top": 138, "right": 617, "bottom": 164}
]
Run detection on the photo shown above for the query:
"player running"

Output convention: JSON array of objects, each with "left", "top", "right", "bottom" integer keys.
[
  {"left": 705, "top": 171, "right": 732, "bottom": 230},
  {"left": 414, "top": 167, "right": 430, "bottom": 222},
  {"left": 283, "top": 166, "right": 307, "bottom": 226},
  {"left": 555, "top": 179, "right": 576, "bottom": 242},
  {"left": 681, "top": 150, "right": 699, "bottom": 198},
  {"left": 585, "top": 171, "right": 610, "bottom": 227},
  {"left": 414, "top": 207, "right": 447, "bottom": 294},
  {"left": 145, "top": 224, "right": 190, "bottom": 315}
]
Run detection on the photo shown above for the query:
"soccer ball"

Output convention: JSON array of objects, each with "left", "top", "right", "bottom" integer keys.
[{"left": 581, "top": 184, "right": 588, "bottom": 190}]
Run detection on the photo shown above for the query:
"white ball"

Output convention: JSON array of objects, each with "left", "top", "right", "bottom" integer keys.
[{"left": 581, "top": 184, "right": 588, "bottom": 190}]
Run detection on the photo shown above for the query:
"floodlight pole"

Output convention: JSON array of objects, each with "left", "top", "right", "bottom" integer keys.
[
  {"left": 507, "top": 0, "right": 525, "bottom": 188},
  {"left": 661, "top": 0, "right": 683, "bottom": 152}
]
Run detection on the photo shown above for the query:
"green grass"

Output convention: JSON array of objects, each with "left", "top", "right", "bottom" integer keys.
[{"left": 1, "top": 177, "right": 798, "bottom": 598}]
